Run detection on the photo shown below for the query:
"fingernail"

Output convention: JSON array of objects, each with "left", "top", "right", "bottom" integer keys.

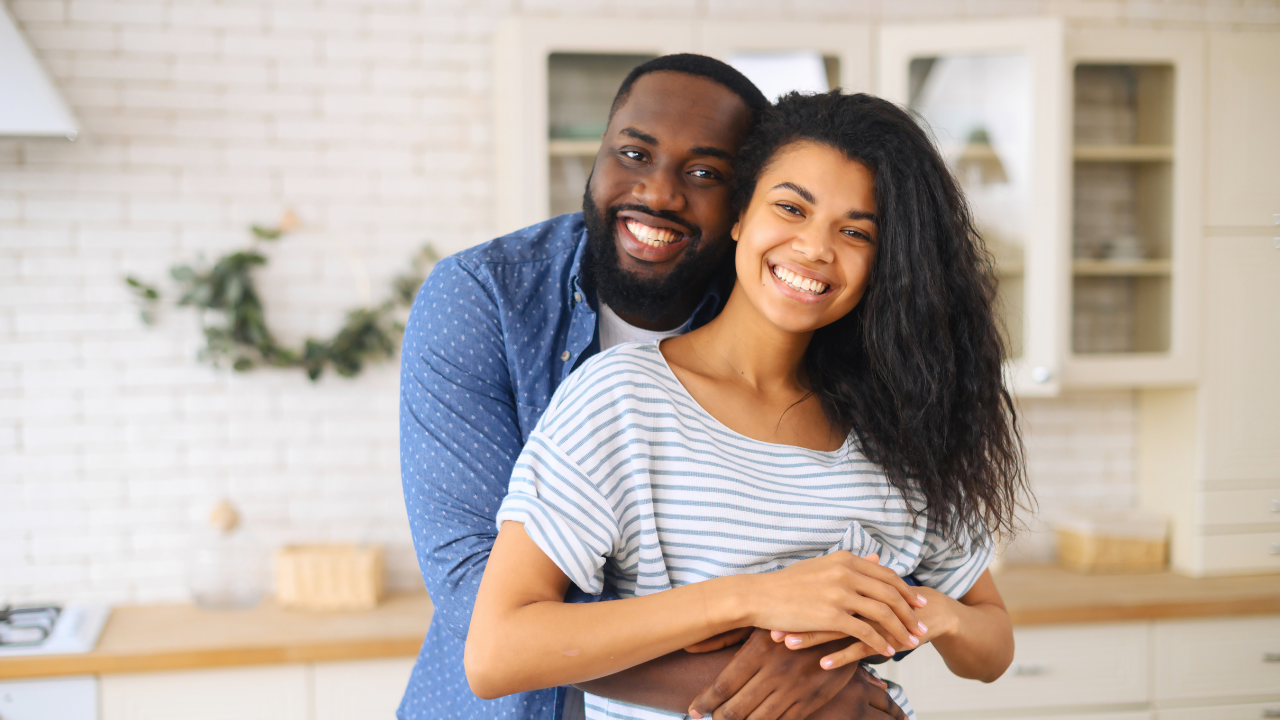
[
  {"left": 908, "top": 635, "right": 919, "bottom": 646},
  {"left": 786, "top": 636, "right": 801, "bottom": 647},
  {"left": 689, "top": 710, "right": 702, "bottom": 719},
  {"left": 821, "top": 658, "right": 834, "bottom": 669},
  {"left": 917, "top": 594, "right": 927, "bottom": 605},
  {"left": 918, "top": 622, "right": 928, "bottom": 634},
  {"left": 886, "top": 645, "right": 895, "bottom": 655}
]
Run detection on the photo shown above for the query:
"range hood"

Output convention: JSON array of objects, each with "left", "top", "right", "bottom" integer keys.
[{"left": 0, "top": 2, "right": 78, "bottom": 139}]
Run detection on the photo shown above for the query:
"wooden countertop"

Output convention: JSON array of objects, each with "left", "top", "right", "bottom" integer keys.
[
  {"left": 995, "top": 563, "right": 1280, "bottom": 625},
  {"left": 0, "top": 592, "right": 433, "bottom": 681},
  {"left": 3, "top": 566, "right": 1278, "bottom": 680}
]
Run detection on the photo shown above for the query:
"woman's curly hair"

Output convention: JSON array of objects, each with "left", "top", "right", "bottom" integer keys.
[{"left": 732, "top": 90, "right": 1030, "bottom": 546}]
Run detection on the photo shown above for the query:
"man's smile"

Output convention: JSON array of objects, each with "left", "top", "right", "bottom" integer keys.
[{"left": 614, "top": 210, "right": 695, "bottom": 264}]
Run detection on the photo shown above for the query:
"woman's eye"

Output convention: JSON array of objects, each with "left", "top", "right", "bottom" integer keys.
[
  {"left": 777, "top": 203, "right": 802, "bottom": 216},
  {"left": 844, "top": 229, "right": 873, "bottom": 243}
]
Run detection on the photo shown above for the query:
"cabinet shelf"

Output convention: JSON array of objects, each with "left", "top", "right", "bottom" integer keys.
[
  {"left": 1073, "top": 144, "right": 1173, "bottom": 162},
  {"left": 1072, "top": 259, "right": 1172, "bottom": 276},
  {"left": 549, "top": 138, "right": 602, "bottom": 157}
]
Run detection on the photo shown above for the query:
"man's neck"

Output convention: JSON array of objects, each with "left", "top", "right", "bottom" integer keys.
[{"left": 610, "top": 301, "right": 697, "bottom": 332}]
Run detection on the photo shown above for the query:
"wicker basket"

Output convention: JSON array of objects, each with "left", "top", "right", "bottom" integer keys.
[
  {"left": 275, "top": 544, "right": 384, "bottom": 610},
  {"left": 1054, "top": 510, "right": 1168, "bottom": 573}
]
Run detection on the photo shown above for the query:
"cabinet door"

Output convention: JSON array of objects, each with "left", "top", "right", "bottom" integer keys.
[
  {"left": 698, "top": 22, "right": 871, "bottom": 95},
  {"left": 313, "top": 657, "right": 415, "bottom": 720},
  {"left": 1206, "top": 32, "right": 1280, "bottom": 228},
  {"left": 492, "top": 18, "right": 696, "bottom": 236},
  {"left": 1159, "top": 702, "right": 1280, "bottom": 720},
  {"left": 1201, "top": 236, "right": 1280, "bottom": 483},
  {"left": 100, "top": 665, "right": 309, "bottom": 720},
  {"left": 0, "top": 676, "right": 97, "bottom": 720},
  {"left": 1154, "top": 616, "right": 1280, "bottom": 702},
  {"left": 878, "top": 19, "right": 1067, "bottom": 396},
  {"left": 895, "top": 622, "right": 1150, "bottom": 713}
]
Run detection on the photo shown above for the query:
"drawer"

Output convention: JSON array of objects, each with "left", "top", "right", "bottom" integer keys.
[
  {"left": 313, "top": 657, "right": 415, "bottom": 720},
  {"left": 1154, "top": 616, "right": 1280, "bottom": 702},
  {"left": 896, "top": 622, "right": 1150, "bottom": 713},
  {"left": 101, "top": 665, "right": 309, "bottom": 720},
  {"left": 1202, "top": 488, "right": 1280, "bottom": 527},
  {"left": 1198, "top": 533, "right": 1280, "bottom": 574},
  {"left": 0, "top": 676, "right": 97, "bottom": 720},
  {"left": 922, "top": 712, "right": 1152, "bottom": 720},
  {"left": 1158, "top": 702, "right": 1280, "bottom": 720}
]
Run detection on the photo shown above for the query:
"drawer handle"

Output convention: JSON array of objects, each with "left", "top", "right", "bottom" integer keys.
[
  {"left": 1262, "top": 709, "right": 1280, "bottom": 719},
  {"left": 1010, "top": 662, "right": 1049, "bottom": 677},
  {"left": 1265, "top": 652, "right": 1280, "bottom": 663}
]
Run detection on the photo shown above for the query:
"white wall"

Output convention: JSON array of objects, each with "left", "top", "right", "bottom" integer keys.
[{"left": 2, "top": 0, "right": 1277, "bottom": 604}]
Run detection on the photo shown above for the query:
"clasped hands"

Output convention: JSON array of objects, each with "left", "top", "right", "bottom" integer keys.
[{"left": 681, "top": 553, "right": 951, "bottom": 720}]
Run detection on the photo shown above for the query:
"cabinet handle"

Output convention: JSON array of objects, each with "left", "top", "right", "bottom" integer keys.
[
  {"left": 1262, "top": 709, "right": 1280, "bottom": 718},
  {"left": 1264, "top": 652, "right": 1280, "bottom": 663},
  {"left": 1031, "top": 366, "right": 1052, "bottom": 384},
  {"left": 1271, "top": 499, "right": 1279, "bottom": 513},
  {"left": 1010, "top": 662, "right": 1049, "bottom": 676},
  {"left": 1271, "top": 543, "right": 1280, "bottom": 556}
]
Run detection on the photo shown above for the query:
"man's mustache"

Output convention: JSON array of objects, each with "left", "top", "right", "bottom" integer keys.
[{"left": 607, "top": 203, "right": 699, "bottom": 238}]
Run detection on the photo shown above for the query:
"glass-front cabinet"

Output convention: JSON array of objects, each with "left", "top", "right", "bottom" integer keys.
[
  {"left": 494, "top": 18, "right": 1202, "bottom": 394},
  {"left": 879, "top": 19, "right": 1068, "bottom": 396}
]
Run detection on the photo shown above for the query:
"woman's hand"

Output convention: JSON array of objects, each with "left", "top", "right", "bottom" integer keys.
[{"left": 735, "top": 552, "right": 927, "bottom": 665}]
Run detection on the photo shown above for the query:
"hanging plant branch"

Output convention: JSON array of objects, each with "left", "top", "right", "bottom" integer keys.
[{"left": 125, "top": 212, "right": 437, "bottom": 381}]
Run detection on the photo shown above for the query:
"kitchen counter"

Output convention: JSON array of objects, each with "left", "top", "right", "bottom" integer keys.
[
  {"left": 0, "top": 592, "right": 433, "bottom": 681},
  {"left": 3, "top": 565, "right": 1278, "bottom": 680}
]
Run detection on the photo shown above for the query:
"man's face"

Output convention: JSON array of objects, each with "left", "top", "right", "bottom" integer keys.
[{"left": 583, "top": 71, "right": 754, "bottom": 326}]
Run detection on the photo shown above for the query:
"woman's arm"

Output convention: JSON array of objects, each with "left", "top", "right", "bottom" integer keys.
[
  {"left": 464, "top": 522, "right": 927, "bottom": 700},
  {"left": 921, "top": 570, "right": 1013, "bottom": 682}
]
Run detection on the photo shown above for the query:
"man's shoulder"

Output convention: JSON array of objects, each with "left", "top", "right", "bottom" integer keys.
[{"left": 450, "top": 212, "right": 586, "bottom": 274}]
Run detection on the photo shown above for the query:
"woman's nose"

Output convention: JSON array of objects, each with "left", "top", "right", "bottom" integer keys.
[{"left": 792, "top": 228, "right": 835, "bottom": 263}]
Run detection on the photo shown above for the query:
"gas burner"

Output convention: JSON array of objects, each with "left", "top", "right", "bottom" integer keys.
[{"left": 0, "top": 604, "right": 110, "bottom": 657}]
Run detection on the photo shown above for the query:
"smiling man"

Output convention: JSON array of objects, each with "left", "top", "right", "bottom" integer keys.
[{"left": 398, "top": 54, "right": 907, "bottom": 720}]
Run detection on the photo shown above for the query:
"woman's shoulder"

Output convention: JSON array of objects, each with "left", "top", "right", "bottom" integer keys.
[{"left": 540, "top": 342, "right": 680, "bottom": 430}]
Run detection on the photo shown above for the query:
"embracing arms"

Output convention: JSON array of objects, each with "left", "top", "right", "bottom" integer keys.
[{"left": 465, "top": 522, "right": 927, "bottom": 700}]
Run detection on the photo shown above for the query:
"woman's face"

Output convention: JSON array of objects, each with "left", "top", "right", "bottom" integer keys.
[{"left": 733, "top": 141, "right": 878, "bottom": 335}]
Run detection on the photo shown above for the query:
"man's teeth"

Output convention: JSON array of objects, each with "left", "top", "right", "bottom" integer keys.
[
  {"left": 625, "top": 219, "right": 681, "bottom": 247},
  {"left": 772, "top": 265, "right": 829, "bottom": 295}
]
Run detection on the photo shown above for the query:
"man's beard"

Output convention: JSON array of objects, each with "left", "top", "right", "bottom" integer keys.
[{"left": 581, "top": 187, "right": 732, "bottom": 325}]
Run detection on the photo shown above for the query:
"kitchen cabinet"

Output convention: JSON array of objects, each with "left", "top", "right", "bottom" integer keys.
[
  {"left": 99, "top": 658, "right": 414, "bottom": 720},
  {"left": 882, "top": 616, "right": 1280, "bottom": 720},
  {"left": 0, "top": 675, "right": 97, "bottom": 720},
  {"left": 1204, "top": 32, "right": 1280, "bottom": 229}
]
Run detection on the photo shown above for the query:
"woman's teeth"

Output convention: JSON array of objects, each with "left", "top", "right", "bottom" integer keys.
[
  {"left": 772, "top": 265, "right": 829, "bottom": 295},
  {"left": 625, "top": 219, "right": 682, "bottom": 247}
]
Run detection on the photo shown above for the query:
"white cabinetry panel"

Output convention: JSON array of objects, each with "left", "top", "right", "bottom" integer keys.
[
  {"left": 1154, "top": 617, "right": 1280, "bottom": 702},
  {"left": 1199, "top": 533, "right": 1280, "bottom": 575},
  {"left": 897, "top": 622, "right": 1149, "bottom": 713},
  {"left": 1159, "top": 702, "right": 1280, "bottom": 720},
  {"left": 313, "top": 657, "right": 414, "bottom": 720},
  {"left": 1205, "top": 32, "right": 1280, "bottom": 227},
  {"left": 100, "top": 665, "right": 309, "bottom": 720},
  {"left": 921, "top": 713, "right": 1151, "bottom": 720},
  {"left": 1201, "top": 236, "right": 1280, "bottom": 484},
  {"left": 0, "top": 675, "right": 97, "bottom": 720},
  {"left": 1202, "top": 487, "right": 1280, "bottom": 527}
]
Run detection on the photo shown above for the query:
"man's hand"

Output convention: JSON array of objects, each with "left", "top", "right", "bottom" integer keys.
[{"left": 686, "top": 628, "right": 906, "bottom": 720}]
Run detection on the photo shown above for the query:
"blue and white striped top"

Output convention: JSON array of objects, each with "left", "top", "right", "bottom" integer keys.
[{"left": 496, "top": 342, "right": 993, "bottom": 720}]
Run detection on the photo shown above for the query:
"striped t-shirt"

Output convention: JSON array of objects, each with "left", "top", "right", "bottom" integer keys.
[{"left": 496, "top": 342, "right": 993, "bottom": 720}]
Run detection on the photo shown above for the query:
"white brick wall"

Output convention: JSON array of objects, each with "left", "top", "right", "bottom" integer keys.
[{"left": 2, "top": 0, "right": 1277, "bottom": 605}]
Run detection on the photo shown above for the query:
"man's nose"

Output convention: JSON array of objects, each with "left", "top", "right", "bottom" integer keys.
[{"left": 631, "top": 166, "right": 687, "bottom": 213}]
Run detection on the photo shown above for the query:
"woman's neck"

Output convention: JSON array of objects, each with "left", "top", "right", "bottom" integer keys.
[{"left": 685, "top": 281, "right": 813, "bottom": 394}]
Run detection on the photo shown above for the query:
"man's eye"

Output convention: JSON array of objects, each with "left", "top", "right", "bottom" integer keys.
[
  {"left": 621, "top": 150, "right": 645, "bottom": 161},
  {"left": 690, "top": 169, "right": 720, "bottom": 180}
]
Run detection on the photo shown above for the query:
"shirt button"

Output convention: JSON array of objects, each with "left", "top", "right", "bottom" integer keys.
[
  {"left": 573, "top": 291, "right": 582, "bottom": 303},
  {"left": 561, "top": 351, "right": 570, "bottom": 361}
]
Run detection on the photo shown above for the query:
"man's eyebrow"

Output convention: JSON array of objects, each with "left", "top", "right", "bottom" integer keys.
[
  {"left": 620, "top": 127, "right": 658, "bottom": 145},
  {"left": 772, "top": 182, "right": 815, "bottom": 204},
  {"left": 689, "top": 146, "right": 732, "bottom": 161}
]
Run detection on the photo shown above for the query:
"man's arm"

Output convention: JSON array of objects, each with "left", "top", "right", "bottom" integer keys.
[{"left": 400, "top": 256, "right": 526, "bottom": 640}]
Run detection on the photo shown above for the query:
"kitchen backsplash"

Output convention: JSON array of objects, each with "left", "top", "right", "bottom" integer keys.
[{"left": 3, "top": 0, "right": 1275, "bottom": 604}]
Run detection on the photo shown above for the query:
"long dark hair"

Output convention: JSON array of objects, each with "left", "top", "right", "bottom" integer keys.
[{"left": 732, "top": 90, "right": 1029, "bottom": 545}]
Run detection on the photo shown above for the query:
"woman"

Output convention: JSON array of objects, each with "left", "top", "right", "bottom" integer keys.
[{"left": 465, "top": 90, "right": 1029, "bottom": 720}]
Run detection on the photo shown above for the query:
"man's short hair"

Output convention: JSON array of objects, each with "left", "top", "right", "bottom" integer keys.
[{"left": 609, "top": 53, "right": 770, "bottom": 123}]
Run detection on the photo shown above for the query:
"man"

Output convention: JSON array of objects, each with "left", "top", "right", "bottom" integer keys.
[{"left": 399, "top": 54, "right": 907, "bottom": 720}]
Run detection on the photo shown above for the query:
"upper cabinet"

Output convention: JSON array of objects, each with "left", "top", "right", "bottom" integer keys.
[
  {"left": 1060, "top": 30, "right": 1204, "bottom": 388},
  {"left": 1205, "top": 32, "right": 1280, "bottom": 229},
  {"left": 878, "top": 19, "right": 1067, "bottom": 397}
]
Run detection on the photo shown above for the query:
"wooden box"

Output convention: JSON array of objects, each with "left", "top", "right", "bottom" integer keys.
[
  {"left": 275, "top": 544, "right": 384, "bottom": 611},
  {"left": 1055, "top": 510, "right": 1168, "bottom": 573}
]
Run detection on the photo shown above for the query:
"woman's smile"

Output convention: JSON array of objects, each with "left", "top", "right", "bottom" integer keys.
[{"left": 768, "top": 261, "right": 832, "bottom": 299}]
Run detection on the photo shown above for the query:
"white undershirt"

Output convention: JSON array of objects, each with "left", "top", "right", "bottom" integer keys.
[
  {"left": 597, "top": 302, "right": 692, "bottom": 352},
  {"left": 560, "top": 302, "right": 693, "bottom": 720}
]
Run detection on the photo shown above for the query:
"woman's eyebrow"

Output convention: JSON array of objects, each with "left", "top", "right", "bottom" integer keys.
[
  {"left": 772, "top": 182, "right": 814, "bottom": 204},
  {"left": 846, "top": 209, "right": 878, "bottom": 223}
]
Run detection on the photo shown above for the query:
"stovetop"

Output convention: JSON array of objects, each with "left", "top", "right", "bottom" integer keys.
[{"left": 0, "top": 604, "right": 111, "bottom": 657}]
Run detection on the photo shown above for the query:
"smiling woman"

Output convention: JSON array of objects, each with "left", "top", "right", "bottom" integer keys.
[{"left": 465, "top": 90, "right": 1028, "bottom": 720}]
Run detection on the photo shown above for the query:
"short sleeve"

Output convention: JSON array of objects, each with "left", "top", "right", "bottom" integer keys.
[
  {"left": 496, "top": 431, "right": 621, "bottom": 595},
  {"left": 911, "top": 521, "right": 995, "bottom": 600}
]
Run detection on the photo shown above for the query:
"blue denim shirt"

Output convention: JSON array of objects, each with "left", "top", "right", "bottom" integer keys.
[{"left": 397, "top": 213, "right": 724, "bottom": 720}]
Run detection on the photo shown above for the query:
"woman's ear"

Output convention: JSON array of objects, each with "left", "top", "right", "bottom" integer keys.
[{"left": 730, "top": 220, "right": 741, "bottom": 242}]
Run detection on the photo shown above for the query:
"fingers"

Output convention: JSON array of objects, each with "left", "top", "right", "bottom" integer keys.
[
  {"left": 855, "top": 667, "right": 909, "bottom": 720},
  {"left": 780, "top": 631, "right": 846, "bottom": 650},
  {"left": 841, "top": 552, "right": 928, "bottom": 608},
  {"left": 688, "top": 631, "right": 771, "bottom": 719},
  {"left": 854, "top": 664, "right": 888, "bottom": 690},
  {"left": 686, "top": 627, "right": 753, "bottom": 653},
  {"left": 830, "top": 616, "right": 895, "bottom": 660},
  {"left": 818, "top": 639, "right": 879, "bottom": 670}
]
